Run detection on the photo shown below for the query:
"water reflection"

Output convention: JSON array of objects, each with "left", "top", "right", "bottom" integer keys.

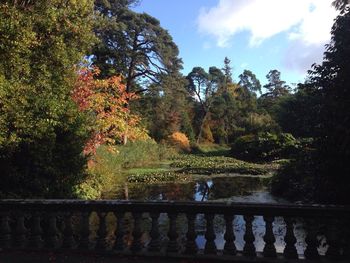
[
  {"left": 104, "top": 175, "right": 270, "bottom": 202},
  {"left": 100, "top": 175, "right": 328, "bottom": 256}
]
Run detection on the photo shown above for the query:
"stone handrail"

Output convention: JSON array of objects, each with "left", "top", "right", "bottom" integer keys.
[{"left": 1, "top": 200, "right": 350, "bottom": 261}]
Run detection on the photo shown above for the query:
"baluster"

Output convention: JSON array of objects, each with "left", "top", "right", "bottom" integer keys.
[
  {"left": 167, "top": 213, "right": 179, "bottom": 253},
  {"left": 304, "top": 219, "right": 319, "bottom": 260},
  {"left": 184, "top": 213, "right": 197, "bottom": 255},
  {"left": 224, "top": 214, "right": 236, "bottom": 255},
  {"left": 45, "top": 212, "right": 59, "bottom": 249},
  {"left": 14, "top": 211, "right": 27, "bottom": 249},
  {"left": 78, "top": 211, "right": 90, "bottom": 250},
  {"left": 243, "top": 215, "right": 256, "bottom": 257},
  {"left": 62, "top": 212, "right": 76, "bottom": 249},
  {"left": 95, "top": 212, "right": 108, "bottom": 251},
  {"left": 204, "top": 213, "right": 216, "bottom": 254},
  {"left": 263, "top": 216, "right": 276, "bottom": 257},
  {"left": 113, "top": 212, "right": 125, "bottom": 251},
  {"left": 283, "top": 217, "right": 298, "bottom": 259},
  {"left": 0, "top": 211, "right": 12, "bottom": 249},
  {"left": 326, "top": 220, "right": 341, "bottom": 259},
  {"left": 148, "top": 212, "right": 160, "bottom": 252},
  {"left": 29, "top": 212, "right": 43, "bottom": 249},
  {"left": 131, "top": 212, "right": 142, "bottom": 252}
]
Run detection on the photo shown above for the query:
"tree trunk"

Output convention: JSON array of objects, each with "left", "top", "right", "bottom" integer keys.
[{"left": 196, "top": 111, "right": 208, "bottom": 144}]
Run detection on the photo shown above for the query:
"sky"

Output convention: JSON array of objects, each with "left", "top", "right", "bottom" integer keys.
[{"left": 133, "top": 0, "right": 338, "bottom": 88}]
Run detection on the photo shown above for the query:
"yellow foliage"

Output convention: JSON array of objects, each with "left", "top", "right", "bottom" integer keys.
[
  {"left": 167, "top": 132, "right": 191, "bottom": 152},
  {"left": 226, "top": 83, "right": 240, "bottom": 97}
]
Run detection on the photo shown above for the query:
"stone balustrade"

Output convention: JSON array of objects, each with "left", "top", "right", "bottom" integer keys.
[{"left": 0, "top": 200, "right": 350, "bottom": 262}]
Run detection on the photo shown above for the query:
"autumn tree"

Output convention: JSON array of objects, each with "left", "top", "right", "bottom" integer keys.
[{"left": 72, "top": 67, "right": 148, "bottom": 155}]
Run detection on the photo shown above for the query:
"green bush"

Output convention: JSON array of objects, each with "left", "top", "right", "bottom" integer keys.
[{"left": 230, "top": 132, "right": 299, "bottom": 161}]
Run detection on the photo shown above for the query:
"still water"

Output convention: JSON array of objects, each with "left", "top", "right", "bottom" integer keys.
[{"left": 103, "top": 175, "right": 286, "bottom": 203}]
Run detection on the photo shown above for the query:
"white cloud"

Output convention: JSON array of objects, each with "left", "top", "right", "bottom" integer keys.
[
  {"left": 197, "top": 0, "right": 338, "bottom": 47},
  {"left": 282, "top": 40, "right": 325, "bottom": 73}
]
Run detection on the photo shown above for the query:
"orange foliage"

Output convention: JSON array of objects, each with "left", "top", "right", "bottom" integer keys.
[
  {"left": 72, "top": 67, "right": 148, "bottom": 155},
  {"left": 167, "top": 132, "right": 191, "bottom": 152}
]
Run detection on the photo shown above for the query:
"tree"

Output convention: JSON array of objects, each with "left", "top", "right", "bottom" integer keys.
[
  {"left": 72, "top": 67, "right": 148, "bottom": 155},
  {"left": 210, "top": 91, "right": 240, "bottom": 143},
  {"left": 186, "top": 67, "right": 209, "bottom": 110},
  {"left": 307, "top": 1, "right": 350, "bottom": 203},
  {"left": 94, "top": 0, "right": 140, "bottom": 14},
  {"left": 238, "top": 70, "right": 262, "bottom": 94},
  {"left": 208, "top": 66, "right": 225, "bottom": 93},
  {"left": 259, "top": 69, "right": 290, "bottom": 119},
  {"left": 276, "top": 85, "right": 321, "bottom": 138},
  {"left": 262, "top": 70, "right": 290, "bottom": 98},
  {"left": 0, "top": 0, "right": 95, "bottom": 198},
  {"left": 332, "top": 0, "right": 349, "bottom": 13},
  {"left": 222, "top": 56, "right": 233, "bottom": 85},
  {"left": 135, "top": 72, "right": 191, "bottom": 141},
  {"left": 187, "top": 67, "right": 214, "bottom": 143},
  {"left": 92, "top": 3, "right": 182, "bottom": 93},
  {"left": 272, "top": 1, "right": 350, "bottom": 204},
  {"left": 92, "top": 2, "right": 183, "bottom": 144}
]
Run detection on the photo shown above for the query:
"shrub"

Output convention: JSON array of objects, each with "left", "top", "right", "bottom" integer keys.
[
  {"left": 230, "top": 132, "right": 298, "bottom": 161},
  {"left": 167, "top": 132, "right": 191, "bottom": 152}
]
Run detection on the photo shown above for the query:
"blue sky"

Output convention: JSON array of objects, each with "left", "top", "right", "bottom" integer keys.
[{"left": 133, "top": 0, "right": 338, "bottom": 88}]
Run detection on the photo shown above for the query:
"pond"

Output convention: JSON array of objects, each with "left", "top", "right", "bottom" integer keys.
[
  {"left": 100, "top": 174, "right": 326, "bottom": 256},
  {"left": 103, "top": 175, "right": 287, "bottom": 203}
]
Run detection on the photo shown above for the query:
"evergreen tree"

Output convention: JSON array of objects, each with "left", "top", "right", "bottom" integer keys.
[
  {"left": 262, "top": 70, "right": 290, "bottom": 98},
  {"left": 222, "top": 57, "right": 233, "bottom": 85},
  {"left": 238, "top": 69, "right": 262, "bottom": 94},
  {"left": 92, "top": 1, "right": 182, "bottom": 93}
]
